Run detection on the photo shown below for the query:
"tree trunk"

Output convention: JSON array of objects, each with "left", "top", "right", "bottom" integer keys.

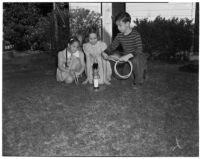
[{"left": 53, "top": 3, "right": 58, "bottom": 51}]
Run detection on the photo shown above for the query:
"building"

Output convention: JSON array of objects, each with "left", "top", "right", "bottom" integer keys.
[{"left": 69, "top": 2, "right": 196, "bottom": 45}]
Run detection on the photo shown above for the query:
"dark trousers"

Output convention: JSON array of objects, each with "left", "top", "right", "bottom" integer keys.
[
  {"left": 110, "top": 51, "right": 147, "bottom": 84},
  {"left": 131, "top": 53, "right": 147, "bottom": 84}
]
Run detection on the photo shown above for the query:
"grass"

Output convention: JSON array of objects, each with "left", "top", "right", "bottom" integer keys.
[{"left": 2, "top": 52, "right": 199, "bottom": 156}]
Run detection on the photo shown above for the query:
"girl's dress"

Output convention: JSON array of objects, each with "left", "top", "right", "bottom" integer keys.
[
  {"left": 83, "top": 41, "right": 112, "bottom": 84},
  {"left": 56, "top": 48, "right": 82, "bottom": 82}
]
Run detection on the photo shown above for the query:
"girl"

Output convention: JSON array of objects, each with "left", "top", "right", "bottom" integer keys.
[
  {"left": 82, "top": 26, "right": 112, "bottom": 85},
  {"left": 56, "top": 36, "right": 85, "bottom": 84}
]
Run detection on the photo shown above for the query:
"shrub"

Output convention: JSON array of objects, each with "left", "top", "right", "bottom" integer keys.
[
  {"left": 3, "top": 3, "right": 40, "bottom": 51},
  {"left": 69, "top": 8, "right": 101, "bottom": 40},
  {"left": 29, "top": 15, "right": 52, "bottom": 50},
  {"left": 134, "top": 16, "right": 194, "bottom": 60}
]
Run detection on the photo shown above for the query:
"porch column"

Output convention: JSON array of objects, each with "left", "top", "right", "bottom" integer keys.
[
  {"left": 102, "top": 3, "right": 112, "bottom": 45},
  {"left": 112, "top": 3, "right": 125, "bottom": 39}
]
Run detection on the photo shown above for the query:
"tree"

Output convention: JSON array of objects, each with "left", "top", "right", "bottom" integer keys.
[
  {"left": 3, "top": 3, "right": 41, "bottom": 50},
  {"left": 69, "top": 8, "right": 101, "bottom": 39},
  {"left": 3, "top": 3, "right": 101, "bottom": 51}
]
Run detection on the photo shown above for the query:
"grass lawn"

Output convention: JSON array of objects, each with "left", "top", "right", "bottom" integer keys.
[{"left": 2, "top": 52, "right": 199, "bottom": 156}]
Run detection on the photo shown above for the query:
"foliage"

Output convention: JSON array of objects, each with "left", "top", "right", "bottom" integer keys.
[
  {"left": 4, "top": 3, "right": 194, "bottom": 55},
  {"left": 29, "top": 15, "right": 52, "bottom": 50},
  {"left": 134, "top": 16, "right": 194, "bottom": 60},
  {"left": 69, "top": 8, "right": 101, "bottom": 40},
  {"left": 3, "top": 3, "right": 101, "bottom": 51},
  {"left": 3, "top": 3, "right": 41, "bottom": 51},
  {"left": 3, "top": 3, "right": 54, "bottom": 51}
]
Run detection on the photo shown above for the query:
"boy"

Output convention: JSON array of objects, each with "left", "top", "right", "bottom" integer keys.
[{"left": 102, "top": 12, "right": 147, "bottom": 86}]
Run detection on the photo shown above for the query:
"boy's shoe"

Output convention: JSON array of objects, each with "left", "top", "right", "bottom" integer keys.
[
  {"left": 132, "top": 85, "right": 138, "bottom": 90},
  {"left": 133, "top": 78, "right": 144, "bottom": 85},
  {"left": 132, "top": 82, "right": 143, "bottom": 89}
]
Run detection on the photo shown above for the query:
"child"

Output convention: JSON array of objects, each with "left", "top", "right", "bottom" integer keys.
[
  {"left": 102, "top": 12, "right": 147, "bottom": 86},
  {"left": 82, "top": 26, "right": 112, "bottom": 85},
  {"left": 56, "top": 36, "right": 85, "bottom": 84}
]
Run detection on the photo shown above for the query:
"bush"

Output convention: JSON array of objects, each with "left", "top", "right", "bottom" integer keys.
[
  {"left": 4, "top": 4, "right": 101, "bottom": 51},
  {"left": 3, "top": 3, "right": 40, "bottom": 51},
  {"left": 3, "top": 3, "right": 53, "bottom": 51},
  {"left": 134, "top": 16, "right": 194, "bottom": 60},
  {"left": 69, "top": 8, "right": 101, "bottom": 40},
  {"left": 29, "top": 15, "right": 52, "bottom": 51}
]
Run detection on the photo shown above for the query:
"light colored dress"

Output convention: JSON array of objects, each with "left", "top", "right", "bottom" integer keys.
[
  {"left": 83, "top": 41, "right": 112, "bottom": 84},
  {"left": 56, "top": 48, "right": 82, "bottom": 82}
]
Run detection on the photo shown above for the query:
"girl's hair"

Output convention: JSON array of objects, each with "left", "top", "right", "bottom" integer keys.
[
  {"left": 67, "top": 36, "right": 80, "bottom": 45},
  {"left": 86, "top": 25, "right": 100, "bottom": 39}
]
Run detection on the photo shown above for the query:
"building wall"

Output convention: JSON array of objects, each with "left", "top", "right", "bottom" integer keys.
[
  {"left": 126, "top": 3, "right": 195, "bottom": 26},
  {"left": 69, "top": 2, "right": 196, "bottom": 44},
  {"left": 69, "top": 2, "right": 195, "bottom": 22},
  {"left": 102, "top": 3, "right": 112, "bottom": 45},
  {"left": 69, "top": 3, "right": 101, "bottom": 13}
]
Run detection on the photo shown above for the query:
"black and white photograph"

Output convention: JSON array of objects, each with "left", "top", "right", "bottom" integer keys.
[{"left": 2, "top": 1, "right": 199, "bottom": 156}]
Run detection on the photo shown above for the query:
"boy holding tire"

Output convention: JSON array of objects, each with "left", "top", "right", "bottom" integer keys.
[{"left": 102, "top": 12, "right": 147, "bottom": 85}]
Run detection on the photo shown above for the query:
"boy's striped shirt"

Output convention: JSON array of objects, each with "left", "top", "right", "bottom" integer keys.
[{"left": 104, "top": 29, "right": 143, "bottom": 55}]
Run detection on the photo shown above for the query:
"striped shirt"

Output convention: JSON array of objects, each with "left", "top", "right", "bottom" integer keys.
[{"left": 104, "top": 29, "right": 143, "bottom": 56}]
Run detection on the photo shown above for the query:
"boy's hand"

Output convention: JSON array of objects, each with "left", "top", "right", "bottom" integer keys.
[
  {"left": 119, "top": 54, "right": 133, "bottom": 62},
  {"left": 109, "top": 55, "right": 120, "bottom": 61},
  {"left": 101, "top": 52, "right": 108, "bottom": 60},
  {"left": 119, "top": 56, "right": 129, "bottom": 62}
]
